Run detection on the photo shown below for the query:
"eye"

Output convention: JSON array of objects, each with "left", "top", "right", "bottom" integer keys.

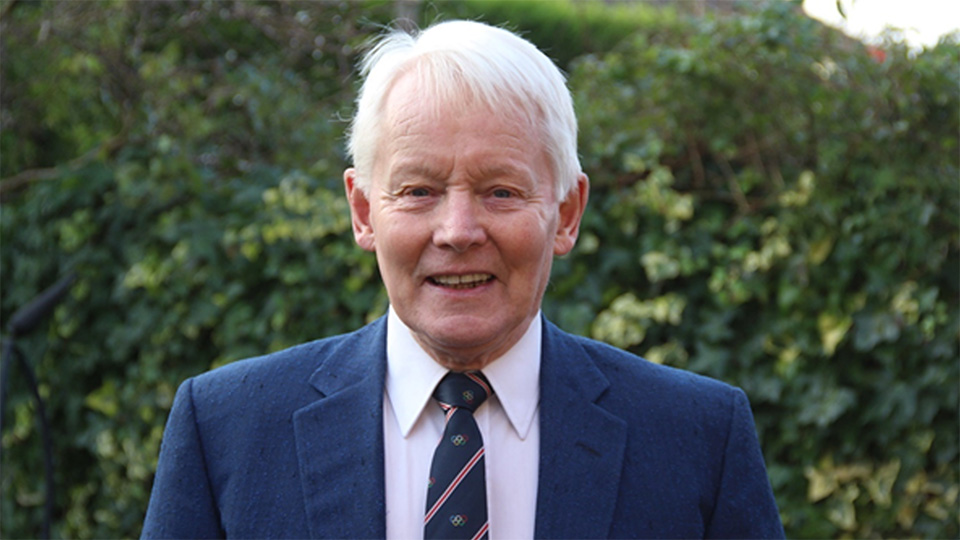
[
  {"left": 492, "top": 188, "right": 514, "bottom": 199},
  {"left": 408, "top": 187, "right": 431, "bottom": 197}
]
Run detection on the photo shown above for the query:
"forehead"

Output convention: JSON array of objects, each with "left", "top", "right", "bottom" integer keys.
[
  {"left": 382, "top": 70, "right": 538, "bottom": 139},
  {"left": 370, "top": 70, "right": 558, "bottom": 197},
  {"left": 383, "top": 83, "right": 538, "bottom": 171}
]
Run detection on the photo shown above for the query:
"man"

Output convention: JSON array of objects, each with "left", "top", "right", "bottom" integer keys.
[{"left": 143, "top": 20, "right": 784, "bottom": 539}]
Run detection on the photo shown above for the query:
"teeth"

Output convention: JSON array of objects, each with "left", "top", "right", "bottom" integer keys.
[{"left": 432, "top": 274, "right": 492, "bottom": 288}]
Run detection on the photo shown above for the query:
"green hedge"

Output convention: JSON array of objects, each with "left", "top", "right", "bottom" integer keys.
[
  {"left": 1, "top": 1, "right": 957, "bottom": 538},
  {"left": 566, "top": 3, "right": 958, "bottom": 535}
]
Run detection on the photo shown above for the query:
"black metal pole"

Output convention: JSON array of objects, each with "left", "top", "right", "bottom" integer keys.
[
  {"left": 15, "top": 344, "right": 54, "bottom": 539},
  {"left": 0, "top": 337, "right": 13, "bottom": 436},
  {"left": 0, "top": 272, "right": 75, "bottom": 539}
]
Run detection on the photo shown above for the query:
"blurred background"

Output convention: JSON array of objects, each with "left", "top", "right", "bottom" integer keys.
[{"left": 1, "top": 0, "right": 957, "bottom": 537}]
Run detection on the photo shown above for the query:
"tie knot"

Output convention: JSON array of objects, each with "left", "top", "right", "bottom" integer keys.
[{"left": 433, "top": 371, "right": 493, "bottom": 413}]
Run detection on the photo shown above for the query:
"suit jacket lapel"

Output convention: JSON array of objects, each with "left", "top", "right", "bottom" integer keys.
[
  {"left": 293, "top": 318, "right": 388, "bottom": 539},
  {"left": 535, "top": 319, "right": 628, "bottom": 539}
]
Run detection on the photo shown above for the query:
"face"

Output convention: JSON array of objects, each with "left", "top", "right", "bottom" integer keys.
[{"left": 345, "top": 74, "right": 588, "bottom": 371}]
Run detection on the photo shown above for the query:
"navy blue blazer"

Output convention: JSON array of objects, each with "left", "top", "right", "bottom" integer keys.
[{"left": 142, "top": 317, "right": 783, "bottom": 539}]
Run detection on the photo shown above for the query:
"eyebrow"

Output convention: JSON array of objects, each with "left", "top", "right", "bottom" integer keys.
[
  {"left": 390, "top": 162, "right": 447, "bottom": 181},
  {"left": 467, "top": 162, "right": 536, "bottom": 186},
  {"left": 474, "top": 163, "right": 529, "bottom": 178},
  {"left": 389, "top": 159, "right": 534, "bottom": 185}
]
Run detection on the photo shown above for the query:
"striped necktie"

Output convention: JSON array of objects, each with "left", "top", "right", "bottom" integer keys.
[{"left": 424, "top": 371, "right": 493, "bottom": 540}]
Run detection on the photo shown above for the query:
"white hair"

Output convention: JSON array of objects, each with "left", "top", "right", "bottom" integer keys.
[{"left": 346, "top": 20, "right": 581, "bottom": 198}]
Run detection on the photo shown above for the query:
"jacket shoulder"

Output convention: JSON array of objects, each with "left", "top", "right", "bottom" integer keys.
[
  {"left": 179, "top": 318, "right": 385, "bottom": 422},
  {"left": 561, "top": 329, "right": 739, "bottom": 405},
  {"left": 189, "top": 319, "right": 383, "bottom": 395}
]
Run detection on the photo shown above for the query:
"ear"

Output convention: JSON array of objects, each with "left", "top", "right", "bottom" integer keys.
[
  {"left": 344, "top": 168, "right": 376, "bottom": 252},
  {"left": 554, "top": 172, "right": 589, "bottom": 256}
]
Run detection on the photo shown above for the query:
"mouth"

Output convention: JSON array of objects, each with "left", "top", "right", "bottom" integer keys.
[{"left": 428, "top": 273, "right": 495, "bottom": 290}]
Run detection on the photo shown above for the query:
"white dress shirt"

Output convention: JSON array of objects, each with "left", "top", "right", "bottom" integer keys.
[{"left": 383, "top": 307, "right": 541, "bottom": 540}]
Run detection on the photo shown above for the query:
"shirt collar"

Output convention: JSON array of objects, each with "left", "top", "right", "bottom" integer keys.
[{"left": 385, "top": 306, "right": 541, "bottom": 440}]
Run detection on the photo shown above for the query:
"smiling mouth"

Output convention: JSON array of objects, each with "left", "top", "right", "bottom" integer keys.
[{"left": 428, "top": 273, "right": 494, "bottom": 290}]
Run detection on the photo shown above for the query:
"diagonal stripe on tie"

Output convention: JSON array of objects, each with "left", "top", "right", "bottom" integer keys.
[
  {"left": 424, "top": 447, "right": 484, "bottom": 523},
  {"left": 424, "top": 372, "right": 493, "bottom": 540}
]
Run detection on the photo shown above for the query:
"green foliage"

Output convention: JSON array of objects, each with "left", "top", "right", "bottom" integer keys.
[
  {"left": 567, "top": 2, "right": 959, "bottom": 536},
  {"left": 1, "top": 1, "right": 957, "bottom": 538},
  {"left": 1, "top": 2, "right": 392, "bottom": 537},
  {"left": 428, "top": 0, "right": 679, "bottom": 70}
]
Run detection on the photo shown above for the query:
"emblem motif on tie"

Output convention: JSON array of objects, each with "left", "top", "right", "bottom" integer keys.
[{"left": 424, "top": 371, "right": 493, "bottom": 540}]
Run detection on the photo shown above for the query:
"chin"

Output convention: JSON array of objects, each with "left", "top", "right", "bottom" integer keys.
[{"left": 424, "top": 318, "right": 521, "bottom": 360}]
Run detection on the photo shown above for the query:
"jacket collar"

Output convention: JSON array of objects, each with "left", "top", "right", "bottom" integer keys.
[
  {"left": 535, "top": 318, "right": 627, "bottom": 539},
  {"left": 293, "top": 317, "right": 388, "bottom": 539},
  {"left": 291, "top": 316, "right": 627, "bottom": 539}
]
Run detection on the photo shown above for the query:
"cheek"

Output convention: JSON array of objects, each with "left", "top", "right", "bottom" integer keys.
[
  {"left": 499, "top": 216, "right": 556, "bottom": 269},
  {"left": 374, "top": 216, "right": 424, "bottom": 268}
]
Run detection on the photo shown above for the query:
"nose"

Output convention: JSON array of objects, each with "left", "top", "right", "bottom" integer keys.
[{"left": 432, "top": 190, "right": 487, "bottom": 252}]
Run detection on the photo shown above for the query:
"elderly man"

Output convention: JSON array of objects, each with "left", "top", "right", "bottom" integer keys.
[{"left": 143, "top": 20, "right": 784, "bottom": 539}]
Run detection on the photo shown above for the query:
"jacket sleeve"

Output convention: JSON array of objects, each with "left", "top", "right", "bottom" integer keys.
[
  {"left": 705, "top": 388, "right": 785, "bottom": 539},
  {"left": 142, "top": 378, "right": 224, "bottom": 539}
]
